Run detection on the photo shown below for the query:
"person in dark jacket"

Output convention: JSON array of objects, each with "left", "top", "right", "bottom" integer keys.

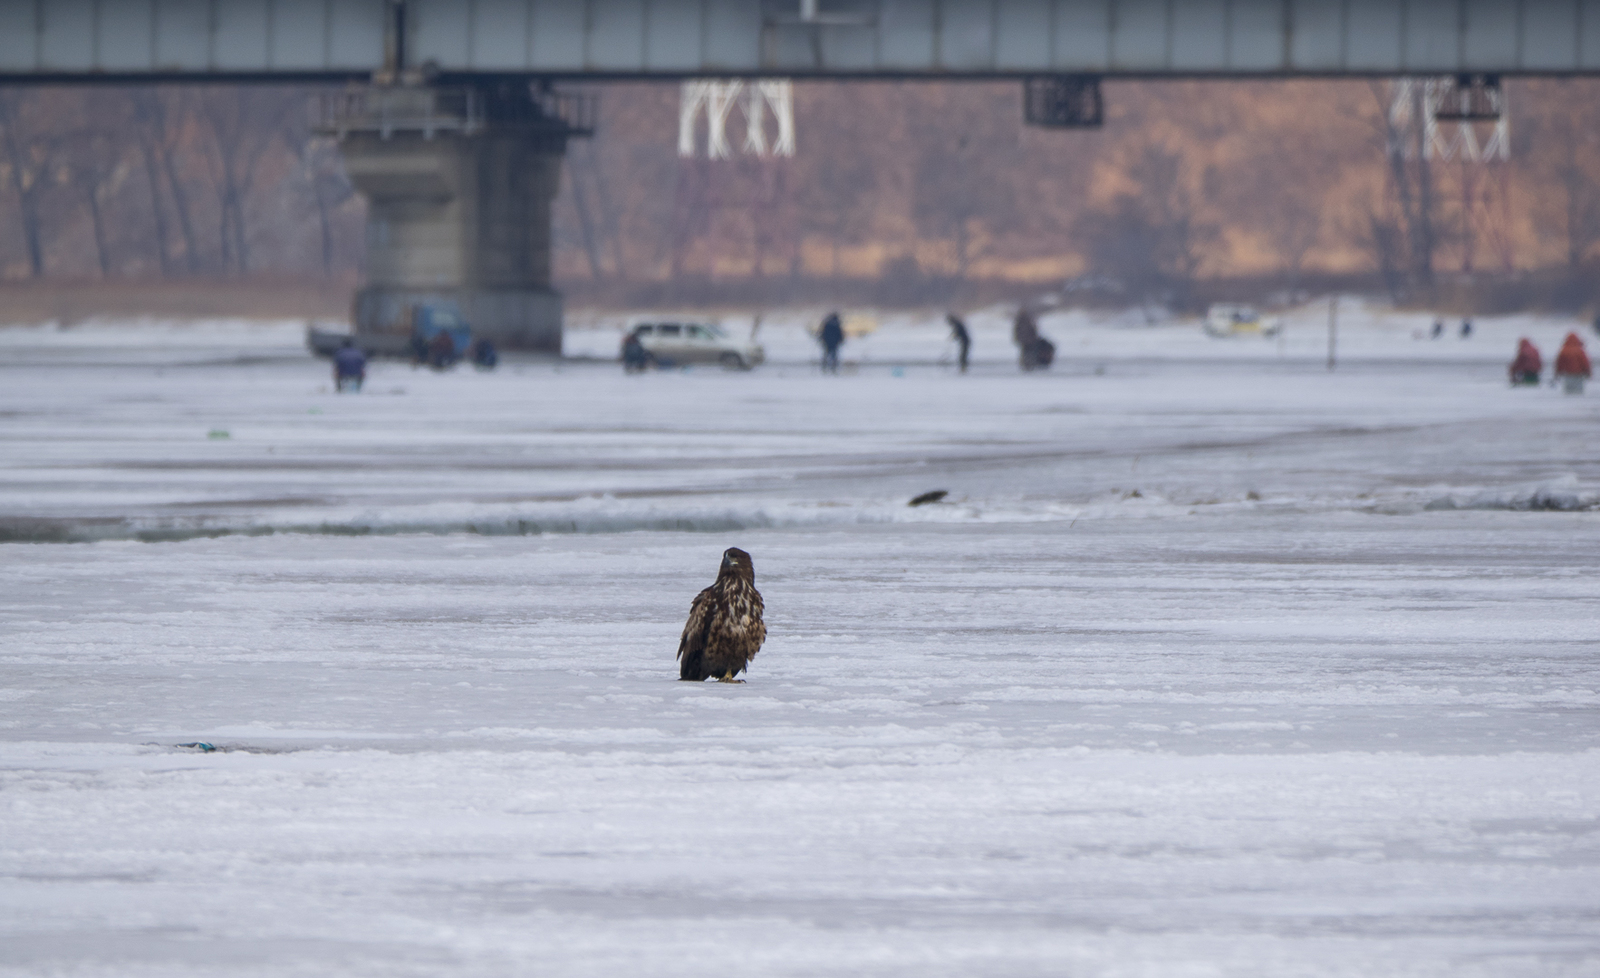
[
  {"left": 622, "top": 331, "right": 651, "bottom": 373},
  {"left": 470, "top": 338, "right": 498, "bottom": 370},
  {"left": 946, "top": 313, "right": 971, "bottom": 373},
  {"left": 1508, "top": 338, "right": 1542, "bottom": 385},
  {"left": 819, "top": 312, "right": 844, "bottom": 374},
  {"left": 332, "top": 338, "right": 366, "bottom": 393}
]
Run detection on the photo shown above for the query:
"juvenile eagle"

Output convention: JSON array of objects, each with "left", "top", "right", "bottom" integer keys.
[{"left": 677, "top": 547, "right": 766, "bottom": 682}]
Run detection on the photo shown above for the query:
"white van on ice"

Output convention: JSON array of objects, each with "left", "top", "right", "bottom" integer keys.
[{"left": 626, "top": 322, "right": 764, "bottom": 370}]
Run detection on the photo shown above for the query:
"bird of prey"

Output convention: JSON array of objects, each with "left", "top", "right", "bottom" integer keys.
[{"left": 677, "top": 547, "right": 766, "bottom": 682}]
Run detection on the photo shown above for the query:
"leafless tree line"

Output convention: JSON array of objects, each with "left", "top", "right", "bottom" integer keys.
[
  {"left": 0, "top": 85, "right": 359, "bottom": 281},
  {"left": 5, "top": 79, "right": 1599, "bottom": 310},
  {"left": 550, "top": 79, "right": 1600, "bottom": 309}
]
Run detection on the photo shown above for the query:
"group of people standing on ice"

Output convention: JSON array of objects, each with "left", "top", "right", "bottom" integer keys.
[
  {"left": 815, "top": 306, "right": 1052, "bottom": 374},
  {"left": 1509, "top": 332, "right": 1591, "bottom": 393}
]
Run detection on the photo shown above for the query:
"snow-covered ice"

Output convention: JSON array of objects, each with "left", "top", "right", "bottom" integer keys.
[{"left": 1, "top": 308, "right": 1597, "bottom": 977}]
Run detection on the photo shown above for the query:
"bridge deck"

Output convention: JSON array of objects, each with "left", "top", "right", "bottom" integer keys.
[{"left": 1, "top": 0, "right": 1598, "bottom": 81}]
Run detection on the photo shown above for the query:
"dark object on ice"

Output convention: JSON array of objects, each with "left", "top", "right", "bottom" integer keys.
[
  {"left": 1026, "top": 337, "right": 1056, "bottom": 369},
  {"left": 1460, "top": 319, "right": 1473, "bottom": 338},
  {"left": 819, "top": 312, "right": 844, "bottom": 374},
  {"left": 470, "top": 339, "right": 498, "bottom": 370},
  {"left": 408, "top": 304, "right": 471, "bottom": 369},
  {"left": 621, "top": 331, "right": 653, "bottom": 373},
  {"left": 427, "top": 330, "right": 460, "bottom": 369},
  {"left": 946, "top": 314, "right": 971, "bottom": 373},
  {"left": 1592, "top": 314, "right": 1600, "bottom": 338},
  {"left": 1431, "top": 319, "right": 1444, "bottom": 339},
  {"left": 307, "top": 327, "right": 411, "bottom": 359},
  {"left": 908, "top": 489, "right": 949, "bottom": 507},
  {"left": 177, "top": 742, "right": 216, "bottom": 752},
  {"left": 333, "top": 338, "right": 367, "bottom": 392},
  {"left": 678, "top": 548, "right": 766, "bottom": 683},
  {"left": 1509, "top": 338, "right": 1542, "bottom": 385},
  {"left": 1013, "top": 308, "right": 1054, "bottom": 371}
]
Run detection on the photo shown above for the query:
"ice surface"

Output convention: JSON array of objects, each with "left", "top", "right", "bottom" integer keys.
[{"left": 1, "top": 309, "right": 1598, "bottom": 977}]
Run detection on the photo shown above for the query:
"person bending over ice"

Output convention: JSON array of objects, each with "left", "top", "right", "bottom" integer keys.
[
  {"left": 333, "top": 339, "right": 366, "bottom": 393},
  {"left": 1508, "top": 338, "right": 1542, "bottom": 386},
  {"left": 946, "top": 313, "right": 971, "bottom": 374}
]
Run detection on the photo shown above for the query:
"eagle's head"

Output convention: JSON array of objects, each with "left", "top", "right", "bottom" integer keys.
[{"left": 720, "top": 547, "right": 754, "bottom": 582}]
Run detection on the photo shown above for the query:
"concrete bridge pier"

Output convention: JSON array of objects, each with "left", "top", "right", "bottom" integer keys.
[{"left": 324, "top": 81, "right": 581, "bottom": 353}]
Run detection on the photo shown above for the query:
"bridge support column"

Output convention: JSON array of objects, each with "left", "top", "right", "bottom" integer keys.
[{"left": 326, "top": 82, "right": 578, "bottom": 352}]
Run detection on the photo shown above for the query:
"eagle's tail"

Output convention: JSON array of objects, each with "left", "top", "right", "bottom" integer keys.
[{"left": 678, "top": 647, "right": 706, "bottom": 682}]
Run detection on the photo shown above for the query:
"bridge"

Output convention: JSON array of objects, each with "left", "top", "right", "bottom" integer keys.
[
  {"left": 4, "top": 1, "right": 1597, "bottom": 79},
  {"left": 3, "top": 0, "right": 1593, "bottom": 350}
]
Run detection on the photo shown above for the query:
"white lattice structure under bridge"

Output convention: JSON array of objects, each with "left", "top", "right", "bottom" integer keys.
[
  {"left": 679, "top": 80, "right": 795, "bottom": 159},
  {"left": 1389, "top": 76, "right": 1509, "bottom": 164}
]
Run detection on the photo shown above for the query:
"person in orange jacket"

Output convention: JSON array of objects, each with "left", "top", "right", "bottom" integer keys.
[
  {"left": 1508, "top": 338, "right": 1542, "bottom": 385},
  {"left": 1554, "top": 332, "right": 1591, "bottom": 394}
]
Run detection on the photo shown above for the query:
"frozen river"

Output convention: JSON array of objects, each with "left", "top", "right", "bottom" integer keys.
[{"left": 2, "top": 311, "right": 1597, "bottom": 976}]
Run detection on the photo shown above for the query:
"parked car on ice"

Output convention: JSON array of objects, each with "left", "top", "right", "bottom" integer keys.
[
  {"left": 625, "top": 321, "right": 764, "bottom": 370},
  {"left": 1203, "top": 303, "right": 1282, "bottom": 338}
]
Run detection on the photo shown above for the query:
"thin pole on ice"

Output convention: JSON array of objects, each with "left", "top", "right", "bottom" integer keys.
[{"left": 1326, "top": 296, "right": 1339, "bottom": 372}]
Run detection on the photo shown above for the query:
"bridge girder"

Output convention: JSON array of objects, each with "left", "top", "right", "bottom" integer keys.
[{"left": 1, "top": 0, "right": 1599, "bottom": 82}]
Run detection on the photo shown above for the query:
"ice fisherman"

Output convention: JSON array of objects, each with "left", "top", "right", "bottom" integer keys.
[
  {"left": 332, "top": 338, "right": 366, "bottom": 393},
  {"left": 1509, "top": 339, "right": 1542, "bottom": 386},
  {"left": 1554, "top": 332, "right": 1592, "bottom": 394},
  {"left": 1460, "top": 318, "right": 1473, "bottom": 338},
  {"left": 622, "top": 331, "right": 651, "bottom": 373},
  {"left": 427, "top": 330, "right": 458, "bottom": 370},
  {"left": 470, "top": 338, "right": 498, "bottom": 370},
  {"left": 819, "top": 311, "right": 845, "bottom": 374},
  {"left": 1431, "top": 319, "right": 1444, "bottom": 339},
  {"left": 946, "top": 313, "right": 971, "bottom": 374},
  {"left": 1013, "top": 307, "right": 1054, "bottom": 371}
]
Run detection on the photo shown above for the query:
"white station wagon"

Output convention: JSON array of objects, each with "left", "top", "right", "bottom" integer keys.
[{"left": 626, "top": 322, "right": 764, "bottom": 370}]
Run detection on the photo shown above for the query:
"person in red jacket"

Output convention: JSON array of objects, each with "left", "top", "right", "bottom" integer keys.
[
  {"left": 1554, "top": 332, "right": 1591, "bottom": 394},
  {"left": 1508, "top": 338, "right": 1542, "bottom": 385}
]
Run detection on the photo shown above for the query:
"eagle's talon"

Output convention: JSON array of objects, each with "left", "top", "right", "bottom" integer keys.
[{"left": 716, "top": 677, "right": 745, "bottom": 684}]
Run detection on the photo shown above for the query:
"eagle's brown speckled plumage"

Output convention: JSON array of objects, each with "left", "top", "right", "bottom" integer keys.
[{"left": 677, "top": 548, "right": 766, "bottom": 682}]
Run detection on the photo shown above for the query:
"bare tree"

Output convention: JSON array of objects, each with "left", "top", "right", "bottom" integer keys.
[
  {"left": 132, "top": 89, "right": 205, "bottom": 274},
  {"left": 59, "top": 93, "right": 145, "bottom": 277},
  {"left": 1369, "top": 81, "right": 1439, "bottom": 294},
  {"left": 1227, "top": 151, "right": 1327, "bottom": 289},
  {"left": 567, "top": 157, "right": 610, "bottom": 280},
  {"left": 911, "top": 131, "right": 1016, "bottom": 279},
  {"left": 197, "top": 87, "right": 296, "bottom": 274},
  {"left": 794, "top": 133, "right": 877, "bottom": 279},
  {"left": 1552, "top": 126, "right": 1600, "bottom": 271},
  {"left": 908, "top": 88, "right": 1021, "bottom": 280},
  {"left": 1078, "top": 143, "right": 1219, "bottom": 308},
  {"left": 0, "top": 91, "right": 60, "bottom": 277},
  {"left": 279, "top": 102, "right": 355, "bottom": 277}
]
